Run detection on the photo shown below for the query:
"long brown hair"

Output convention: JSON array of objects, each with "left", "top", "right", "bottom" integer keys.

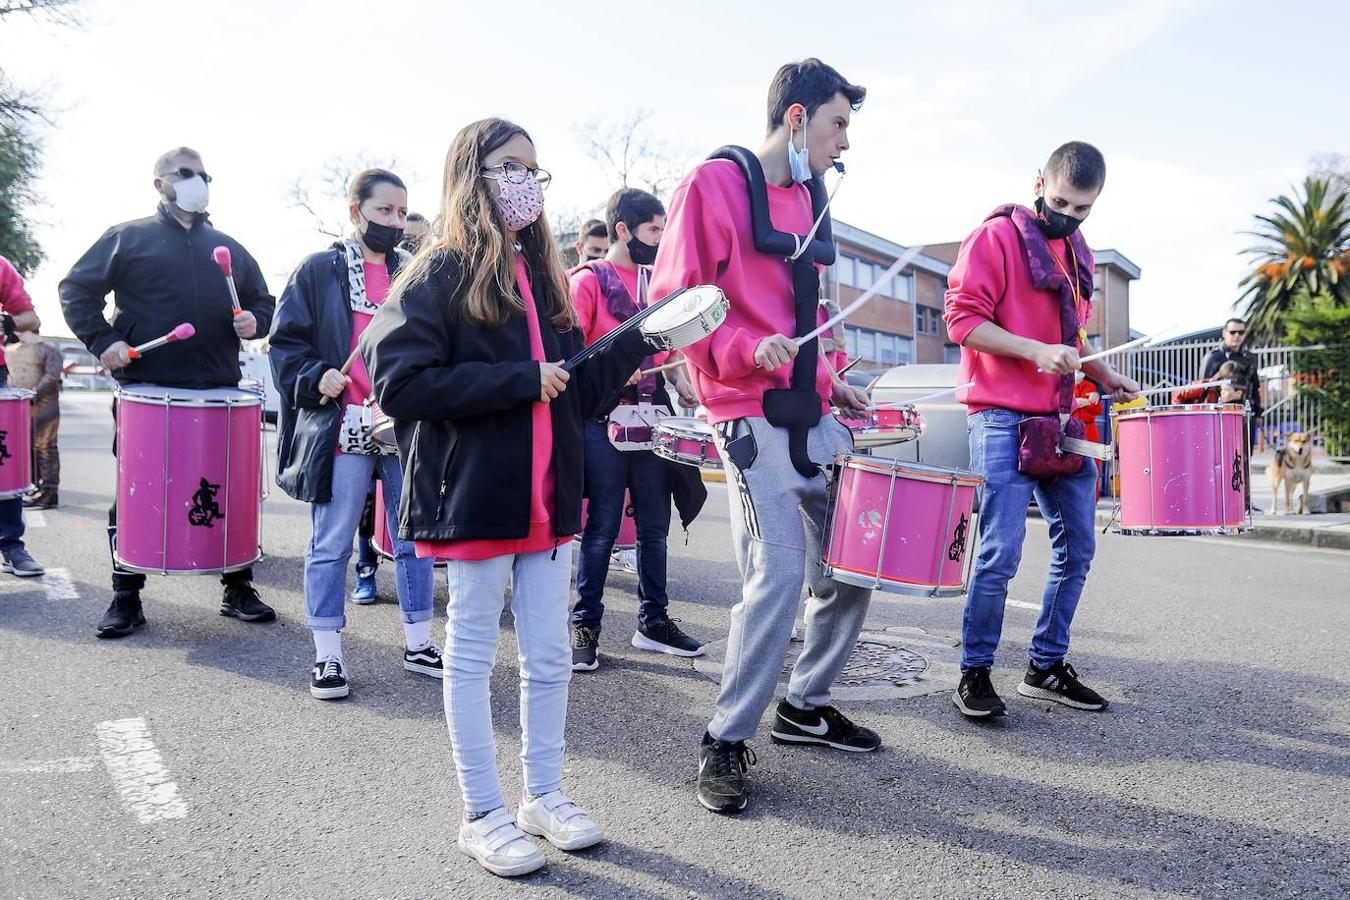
[{"left": 390, "top": 118, "right": 573, "bottom": 329}]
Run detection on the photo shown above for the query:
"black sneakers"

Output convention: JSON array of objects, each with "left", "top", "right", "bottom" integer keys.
[
  {"left": 1017, "top": 660, "right": 1109, "bottom": 711},
  {"left": 697, "top": 731, "right": 756, "bottom": 815},
  {"left": 631, "top": 617, "right": 705, "bottom": 658},
  {"left": 96, "top": 592, "right": 145, "bottom": 639},
  {"left": 954, "top": 667, "right": 1007, "bottom": 718},
  {"left": 220, "top": 583, "right": 276, "bottom": 623},
  {"left": 770, "top": 700, "right": 881, "bottom": 752},
  {"left": 571, "top": 625, "right": 600, "bottom": 672},
  {"left": 403, "top": 644, "right": 444, "bottom": 678},
  {"left": 311, "top": 658, "right": 349, "bottom": 700}
]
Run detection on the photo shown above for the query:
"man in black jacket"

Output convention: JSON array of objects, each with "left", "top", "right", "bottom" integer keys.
[
  {"left": 1201, "top": 318, "right": 1263, "bottom": 440},
  {"left": 59, "top": 147, "right": 277, "bottom": 639}
]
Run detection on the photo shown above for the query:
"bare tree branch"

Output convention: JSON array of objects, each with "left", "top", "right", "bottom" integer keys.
[
  {"left": 286, "top": 153, "right": 409, "bottom": 240},
  {"left": 0, "top": 0, "right": 83, "bottom": 25},
  {"left": 575, "top": 109, "right": 692, "bottom": 199}
]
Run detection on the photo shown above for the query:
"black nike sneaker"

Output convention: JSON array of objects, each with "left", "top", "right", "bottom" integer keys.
[
  {"left": 697, "top": 732, "right": 756, "bottom": 815},
  {"left": 769, "top": 700, "right": 881, "bottom": 752}
]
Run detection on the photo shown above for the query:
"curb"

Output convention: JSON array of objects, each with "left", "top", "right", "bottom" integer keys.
[
  {"left": 701, "top": 470, "right": 726, "bottom": 484},
  {"left": 1089, "top": 510, "right": 1350, "bottom": 550}
]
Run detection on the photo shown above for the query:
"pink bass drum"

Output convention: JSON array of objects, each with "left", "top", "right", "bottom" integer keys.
[
  {"left": 114, "top": 385, "right": 263, "bottom": 574},
  {"left": 0, "top": 388, "right": 35, "bottom": 499},
  {"left": 577, "top": 492, "right": 638, "bottom": 550},
  {"left": 1114, "top": 403, "right": 1251, "bottom": 535},
  {"left": 372, "top": 485, "right": 447, "bottom": 564},
  {"left": 822, "top": 454, "right": 983, "bottom": 597}
]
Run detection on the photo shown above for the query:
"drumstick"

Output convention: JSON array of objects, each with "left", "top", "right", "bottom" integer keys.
[
  {"left": 795, "top": 245, "right": 924, "bottom": 347},
  {"left": 318, "top": 347, "right": 363, "bottom": 407},
  {"left": 870, "top": 381, "right": 975, "bottom": 409},
  {"left": 212, "top": 246, "right": 244, "bottom": 316},
  {"left": 1136, "top": 378, "right": 1231, "bottom": 398},
  {"left": 126, "top": 323, "right": 195, "bottom": 360},
  {"left": 1036, "top": 325, "right": 1178, "bottom": 373},
  {"left": 639, "top": 358, "right": 687, "bottom": 377},
  {"left": 562, "top": 286, "right": 689, "bottom": 372}
]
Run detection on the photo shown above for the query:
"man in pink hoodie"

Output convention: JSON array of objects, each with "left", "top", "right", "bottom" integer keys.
[
  {"left": 651, "top": 58, "right": 877, "bottom": 816},
  {"left": 943, "top": 142, "right": 1140, "bottom": 720}
]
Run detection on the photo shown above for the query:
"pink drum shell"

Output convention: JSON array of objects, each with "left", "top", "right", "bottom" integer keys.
[
  {"left": 823, "top": 454, "right": 982, "bottom": 597},
  {"left": 1116, "top": 404, "right": 1249, "bottom": 535},
  {"left": 576, "top": 492, "right": 637, "bottom": 550},
  {"left": 115, "top": 386, "right": 263, "bottom": 574},
  {"left": 0, "top": 390, "right": 34, "bottom": 498},
  {"left": 653, "top": 419, "right": 722, "bottom": 469}
]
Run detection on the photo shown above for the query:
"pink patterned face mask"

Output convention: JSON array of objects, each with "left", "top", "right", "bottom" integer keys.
[{"left": 490, "top": 173, "right": 545, "bottom": 232}]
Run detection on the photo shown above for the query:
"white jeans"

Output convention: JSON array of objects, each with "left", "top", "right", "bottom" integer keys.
[{"left": 442, "top": 545, "right": 574, "bottom": 816}]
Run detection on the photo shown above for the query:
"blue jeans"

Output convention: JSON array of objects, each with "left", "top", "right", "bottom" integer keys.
[
  {"left": 355, "top": 477, "right": 380, "bottom": 571},
  {"left": 305, "top": 452, "right": 434, "bottom": 631},
  {"left": 0, "top": 367, "right": 24, "bottom": 554},
  {"left": 961, "top": 409, "right": 1099, "bottom": 671},
  {"left": 573, "top": 420, "right": 672, "bottom": 629}
]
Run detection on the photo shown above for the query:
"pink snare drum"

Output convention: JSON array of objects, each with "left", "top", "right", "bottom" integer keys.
[
  {"left": 838, "top": 405, "right": 924, "bottom": 449},
  {"left": 1115, "top": 403, "right": 1250, "bottom": 535},
  {"left": 115, "top": 385, "right": 263, "bottom": 575},
  {"left": 822, "top": 453, "right": 983, "bottom": 597},
  {"left": 652, "top": 417, "right": 721, "bottom": 469},
  {"left": 578, "top": 493, "right": 637, "bottom": 550},
  {"left": 0, "top": 388, "right": 35, "bottom": 499}
]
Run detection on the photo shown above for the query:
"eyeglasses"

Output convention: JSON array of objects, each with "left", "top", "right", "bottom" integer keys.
[
  {"left": 159, "top": 167, "right": 212, "bottom": 183},
  {"left": 480, "top": 162, "right": 551, "bottom": 190}
]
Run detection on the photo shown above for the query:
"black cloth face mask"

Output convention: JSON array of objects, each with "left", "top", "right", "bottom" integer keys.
[
  {"left": 627, "top": 234, "right": 658, "bottom": 266},
  {"left": 1034, "top": 197, "right": 1083, "bottom": 240},
  {"left": 361, "top": 218, "right": 404, "bottom": 254}
]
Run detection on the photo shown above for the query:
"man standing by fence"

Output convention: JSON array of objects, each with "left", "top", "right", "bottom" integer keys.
[{"left": 1202, "top": 318, "right": 1262, "bottom": 442}]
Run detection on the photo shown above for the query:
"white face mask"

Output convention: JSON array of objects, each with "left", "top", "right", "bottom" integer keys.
[
  {"left": 787, "top": 122, "right": 812, "bottom": 184},
  {"left": 171, "top": 175, "right": 210, "bottom": 214}
]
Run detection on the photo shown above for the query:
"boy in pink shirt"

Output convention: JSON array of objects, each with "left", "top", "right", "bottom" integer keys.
[
  {"left": 943, "top": 142, "right": 1139, "bottom": 720},
  {"left": 650, "top": 58, "right": 878, "bottom": 816}
]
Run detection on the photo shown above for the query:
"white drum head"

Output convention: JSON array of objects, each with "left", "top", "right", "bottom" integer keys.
[
  {"left": 656, "top": 416, "right": 714, "bottom": 439},
  {"left": 640, "top": 286, "right": 727, "bottom": 336}
]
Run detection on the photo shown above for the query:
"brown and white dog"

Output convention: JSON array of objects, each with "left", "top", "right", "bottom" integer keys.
[{"left": 1270, "top": 432, "right": 1314, "bottom": 515}]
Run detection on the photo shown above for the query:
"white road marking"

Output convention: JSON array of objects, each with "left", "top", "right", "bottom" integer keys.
[
  {"left": 41, "top": 568, "right": 79, "bottom": 601},
  {"left": 0, "top": 756, "right": 99, "bottom": 774},
  {"left": 24, "top": 510, "right": 46, "bottom": 528},
  {"left": 1006, "top": 599, "right": 1040, "bottom": 610},
  {"left": 94, "top": 717, "right": 188, "bottom": 824}
]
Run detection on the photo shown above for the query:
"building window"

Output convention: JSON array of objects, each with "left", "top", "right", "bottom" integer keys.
[
  {"left": 845, "top": 326, "right": 858, "bottom": 359},
  {"left": 834, "top": 255, "right": 855, "bottom": 289},
  {"left": 943, "top": 343, "right": 961, "bottom": 364},
  {"left": 858, "top": 330, "right": 876, "bottom": 362},
  {"left": 892, "top": 272, "right": 913, "bottom": 302}
]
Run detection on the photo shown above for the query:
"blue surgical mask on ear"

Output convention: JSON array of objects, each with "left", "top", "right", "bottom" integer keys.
[{"left": 788, "top": 122, "right": 812, "bottom": 184}]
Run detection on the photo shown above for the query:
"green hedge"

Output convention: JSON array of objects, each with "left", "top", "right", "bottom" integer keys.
[{"left": 1285, "top": 307, "right": 1350, "bottom": 457}]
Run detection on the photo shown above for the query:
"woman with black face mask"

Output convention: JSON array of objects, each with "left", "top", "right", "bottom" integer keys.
[{"left": 268, "top": 167, "right": 440, "bottom": 701}]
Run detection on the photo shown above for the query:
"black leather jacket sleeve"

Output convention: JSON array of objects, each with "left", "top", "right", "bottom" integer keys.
[
  {"left": 58, "top": 227, "right": 125, "bottom": 357},
  {"left": 362, "top": 261, "right": 540, "bottom": 421},
  {"left": 269, "top": 258, "right": 333, "bottom": 409}
]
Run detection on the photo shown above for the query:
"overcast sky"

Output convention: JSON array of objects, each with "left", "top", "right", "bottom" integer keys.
[{"left": 2, "top": 0, "right": 1344, "bottom": 340}]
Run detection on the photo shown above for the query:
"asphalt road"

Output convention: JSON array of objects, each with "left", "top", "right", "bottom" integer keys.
[{"left": 1, "top": 393, "right": 1346, "bottom": 899}]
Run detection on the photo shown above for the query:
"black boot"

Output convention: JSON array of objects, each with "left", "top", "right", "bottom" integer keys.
[
  {"left": 221, "top": 582, "right": 276, "bottom": 623},
  {"left": 96, "top": 592, "right": 145, "bottom": 639}
]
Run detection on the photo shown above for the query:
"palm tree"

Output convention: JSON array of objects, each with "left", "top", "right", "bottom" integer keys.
[{"left": 1237, "top": 177, "right": 1350, "bottom": 340}]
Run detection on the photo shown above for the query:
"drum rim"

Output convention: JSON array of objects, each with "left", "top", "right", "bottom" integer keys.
[
  {"left": 651, "top": 444, "right": 722, "bottom": 469},
  {"left": 655, "top": 417, "right": 715, "bottom": 439},
  {"left": 0, "top": 388, "right": 36, "bottom": 400},
  {"left": 1114, "top": 524, "right": 1252, "bottom": 536},
  {"left": 1117, "top": 403, "right": 1246, "bottom": 420},
  {"left": 822, "top": 561, "right": 969, "bottom": 597},
  {"left": 116, "top": 384, "right": 264, "bottom": 407},
  {"left": 835, "top": 452, "right": 983, "bottom": 486},
  {"left": 639, "top": 285, "right": 726, "bottom": 333}
]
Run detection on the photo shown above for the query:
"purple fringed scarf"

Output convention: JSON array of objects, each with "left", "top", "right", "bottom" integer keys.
[
  {"left": 583, "top": 260, "right": 658, "bottom": 396},
  {"left": 985, "top": 204, "right": 1094, "bottom": 414}
]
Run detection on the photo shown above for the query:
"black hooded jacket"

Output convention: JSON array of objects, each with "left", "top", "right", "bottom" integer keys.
[{"left": 360, "top": 251, "right": 648, "bottom": 542}]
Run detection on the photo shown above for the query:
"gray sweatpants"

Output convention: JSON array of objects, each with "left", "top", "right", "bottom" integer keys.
[{"left": 708, "top": 415, "right": 873, "bottom": 742}]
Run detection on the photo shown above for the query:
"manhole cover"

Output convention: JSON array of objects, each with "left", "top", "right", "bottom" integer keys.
[{"left": 693, "top": 626, "right": 961, "bottom": 702}]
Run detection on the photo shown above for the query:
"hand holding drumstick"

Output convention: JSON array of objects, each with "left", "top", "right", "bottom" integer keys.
[{"left": 317, "top": 348, "right": 360, "bottom": 406}]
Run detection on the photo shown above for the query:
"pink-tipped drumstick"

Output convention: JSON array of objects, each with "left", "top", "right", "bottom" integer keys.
[
  {"left": 212, "top": 246, "right": 244, "bottom": 316},
  {"left": 128, "top": 323, "right": 195, "bottom": 359}
]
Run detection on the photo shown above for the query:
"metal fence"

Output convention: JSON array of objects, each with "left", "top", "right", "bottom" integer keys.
[{"left": 1120, "top": 341, "right": 1332, "bottom": 453}]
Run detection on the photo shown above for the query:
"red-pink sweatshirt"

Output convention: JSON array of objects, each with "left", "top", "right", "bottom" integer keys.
[
  {"left": 416, "top": 255, "right": 567, "bottom": 562},
  {"left": 0, "top": 256, "right": 36, "bottom": 369},
  {"left": 341, "top": 262, "right": 388, "bottom": 412},
  {"left": 569, "top": 262, "right": 670, "bottom": 366},
  {"left": 943, "top": 215, "right": 1093, "bottom": 415},
  {"left": 648, "top": 159, "right": 837, "bottom": 424}
]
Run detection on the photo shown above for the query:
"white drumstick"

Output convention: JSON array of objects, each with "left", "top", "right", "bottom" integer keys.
[
  {"left": 796, "top": 245, "right": 925, "bottom": 347},
  {"left": 638, "top": 358, "right": 687, "bottom": 377},
  {"left": 1038, "top": 324, "right": 1179, "bottom": 373},
  {"left": 1136, "top": 379, "right": 1231, "bottom": 398},
  {"left": 870, "top": 381, "right": 975, "bottom": 409}
]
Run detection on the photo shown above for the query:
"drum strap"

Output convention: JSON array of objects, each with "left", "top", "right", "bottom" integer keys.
[
  {"left": 581, "top": 260, "right": 658, "bottom": 397},
  {"left": 710, "top": 145, "right": 829, "bottom": 477}
]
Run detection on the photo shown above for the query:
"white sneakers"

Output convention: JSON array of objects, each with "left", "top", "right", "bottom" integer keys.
[
  {"left": 516, "top": 791, "right": 605, "bottom": 851},
  {"left": 457, "top": 808, "right": 545, "bottom": 877},
  {"left": 457, "top": 793, "right": 604, "bottom": 877}
]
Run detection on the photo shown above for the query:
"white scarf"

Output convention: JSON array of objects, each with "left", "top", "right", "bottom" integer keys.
[{"left": 342, "top": 239, "right": 384, "bottom": 315}]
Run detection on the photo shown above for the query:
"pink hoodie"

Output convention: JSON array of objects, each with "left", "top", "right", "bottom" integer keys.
[
  {"left": 648, "top": 159, "right": 836, "bottom": 424},
  {"left": 0, "top": 255, "right": 36, "bottom": 369},
  {"left": 943, "top": 214, "right": 1093, "bottom": 415}
]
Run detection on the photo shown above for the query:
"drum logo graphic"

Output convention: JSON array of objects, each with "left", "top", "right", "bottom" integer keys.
[
  {"left": 1231, "top": 451, "right": 1243, "bottom": 492},
  {"left": 856, "top": 509, "right": 883, "bottom": 543},
  {"left": 0, "top": 429, "right": 9, "bottom": 466},
  {"left": 947, "top": 514, "right": 968, "bottom": 562},
  {"left": 188, "top": 477, "right": 225, "bottom": 528}
]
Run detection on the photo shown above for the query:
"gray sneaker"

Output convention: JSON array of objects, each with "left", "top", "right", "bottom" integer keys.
[{"left": 2, "top": 546, "right": 45, "bottom": 577}]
